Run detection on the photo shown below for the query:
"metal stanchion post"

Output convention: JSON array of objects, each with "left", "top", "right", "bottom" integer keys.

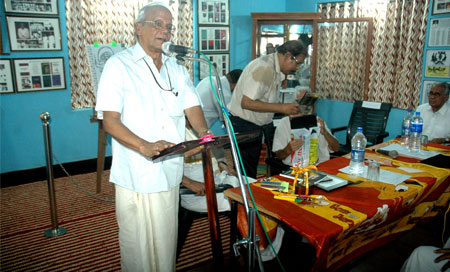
[{"left": 40, "top": 112, "right": 66, "bottom": 238}]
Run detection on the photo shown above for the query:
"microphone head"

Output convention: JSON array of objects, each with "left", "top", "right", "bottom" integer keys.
[
  {"left": 388, "top": 150, "right": 399, "bottom": 158},
  {"left": 162, "top": 42, "right": 172, "bottom": 56}
]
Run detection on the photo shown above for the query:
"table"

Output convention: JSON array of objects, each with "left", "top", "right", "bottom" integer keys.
[{"left": 225, "top": 140, "right": 450, "bottom": 271}]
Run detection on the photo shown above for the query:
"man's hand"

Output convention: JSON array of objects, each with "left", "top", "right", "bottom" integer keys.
[
  {"left": 139, "top": 140, "right": 174, "bottom": 158},
  {"left": 182, "top": 176, "right": 206, "bottom": 196},
  {"left": 218, "top": 161, "right": 237, "bottom": 176},
  {"left": 282, "top": 103, "right": 300, "bottom": 115},
  {"left": 317, "top": 117, "right": 326, "bottom": 135},
  {"left": 434, "top": 248, "right": 450, "bottom": 272},
  {"left": 286, "top": 139, "right": 304, "bottom": 154},
  {"left": 275, "top": 138, "right": 304, "bottom": 160}
]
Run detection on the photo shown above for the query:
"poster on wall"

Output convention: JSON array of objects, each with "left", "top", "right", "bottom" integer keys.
[
  {"left": 85, "top": 43, "right": 126, "bottom": 96},
  {"left": 4, "top": 0, "right": 59, "bottom": 15},
  {"left": 6, "top": 16, "right": 61, "bottom": 51},
  {"left": 199, "top": 26, "right": 229, "bottom": 52},
  {"left": 432, "top": 0, "right": 450, "bottom": 15},
  {"left": 425, "top": 50, "right": 450, "bottom": 78},
  {"left": 421, "top": 80, "right": 442, "bottom": 105},
  {"left": 0, "top": 59, "right": 15, "bottom": 94},
  {"left": 198, "top": 0, "right": 229, "bottom": 25},
  {"left": 429, "top": 18, "right": 450, "bottom": 47},
  {"left": 199, "top": 54, "right": 229, "bottom": 80},
  {"left": 13, "top": 58, "right": 66, "bottom": 92}
]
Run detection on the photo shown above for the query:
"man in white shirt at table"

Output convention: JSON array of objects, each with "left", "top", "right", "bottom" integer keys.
[
  {"left": 416, "top": 82, "right": 450, "bottom": 144},
  {"left": 196, "top": 69, "right": 242, "bottom": 132}
]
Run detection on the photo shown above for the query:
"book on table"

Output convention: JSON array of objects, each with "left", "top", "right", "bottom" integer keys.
[{"left": 280, "top": 169, "right": 348, "bottom": 192}]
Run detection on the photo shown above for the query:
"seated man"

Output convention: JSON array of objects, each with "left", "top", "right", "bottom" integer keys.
[
  {"left": 416, "top": 82, "right": 450, "bottom": 144},
  {"left": 181, "top": 125, "right": 238, "bottom": 213},
  {"left": 401, "top": 237, "right": 450, "bottom": 272},
  {"left": 272, "top": 115, "right": 339, "bottom": 166},
  {"left": 196, "top": 69, "right": 242, "bottom": 131}
]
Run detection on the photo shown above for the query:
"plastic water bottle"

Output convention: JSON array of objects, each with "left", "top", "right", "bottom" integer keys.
[
  {"left": 400, "top": 110, "right": 413, "bottom": 146},
  {"left": 349, "top": 127, "right": 367, "bottom": 175},
  {"left": 409, "top": 112, "right": 423, "bottom": 152}
]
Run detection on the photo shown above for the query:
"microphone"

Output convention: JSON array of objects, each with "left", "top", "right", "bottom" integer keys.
[
  {"left": 162, "top": 42, "right": 198, "bottom": 55},
  {"left": 373, "top": 149, "right": 399, "bottom": 158}
]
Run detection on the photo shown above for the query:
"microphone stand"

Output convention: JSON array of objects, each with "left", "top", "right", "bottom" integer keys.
[{"left": 177, "top": 54, "right": 264, "bottom": 271}]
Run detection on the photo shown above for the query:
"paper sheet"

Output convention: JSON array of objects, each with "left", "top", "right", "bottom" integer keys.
[
  {"left": 339, "top": 165, "right": 411, "bottom": 186},
  {"left": 380, "top": 143, "right": 440, "bottom": 160}
]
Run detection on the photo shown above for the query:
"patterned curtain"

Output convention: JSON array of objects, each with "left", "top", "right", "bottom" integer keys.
[
  {"left": 318, "top": 0, "right": 429, "bottom": 109},
  {"left": 66, "top": 0, "right": 193, "bottom": 109}
]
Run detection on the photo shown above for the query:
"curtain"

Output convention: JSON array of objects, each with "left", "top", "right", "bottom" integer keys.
[
  {"left": 66, "top": 0, "right": 193, "bottom": 109},
  {"left": 318, "top": 0, "right": 429, "bottom": 109}
]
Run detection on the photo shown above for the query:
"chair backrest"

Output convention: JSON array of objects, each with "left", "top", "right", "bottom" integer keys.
[{"left": 344, "top": 100, "right": 392, "bottom": 147}]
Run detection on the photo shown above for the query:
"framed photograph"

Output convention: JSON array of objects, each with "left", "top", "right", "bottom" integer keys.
[
  {"left": 4, "top": 0, "right": 59, "bottom": 15},
  {"left": 198, "top": 0, "right": 229, "bottom": 25},
  {"left": 6, "top": 16, "right": 61, "bottom": 51},
  {"left": 0, "top": 59, "right": 15, "bottom": 94},
  {"left": 199, "top": 53, "right": 229, "bottom": 80},
  {"left": 199, "top": 26, "right": 229, "bottom": 52},
  {"left": 13, "top": 58, "right": 66, "bottom": 92},
  {"left": 432, "top": 0, "right": 450, "bottom": 15},
  {"left": 425, "top": 50, "right": 450, "bottom": 78},
  {"left": 421, "top": 80, "right": 443, "bottom": 105},
  {"left": 429, "top": 18, "right": 450, "bottom": 47}
]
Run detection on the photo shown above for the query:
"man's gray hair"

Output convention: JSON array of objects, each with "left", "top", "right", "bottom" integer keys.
[
  {"left": 433, "top": 82, "right": 450, "bottom": 96},
  {"left": 134, "top": 2, "right": 171, "bottom": 39}
]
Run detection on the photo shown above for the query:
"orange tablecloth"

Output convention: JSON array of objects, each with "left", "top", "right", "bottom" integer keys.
[{"left": 225, "top": 141, "right": 450, "bottom": 271}]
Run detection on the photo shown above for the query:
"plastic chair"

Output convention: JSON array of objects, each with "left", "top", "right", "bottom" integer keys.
[{"left": 330, "top": 100, "right": 392, "bottom": 156}]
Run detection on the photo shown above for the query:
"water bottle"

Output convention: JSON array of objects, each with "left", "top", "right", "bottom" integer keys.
[
  {"left": 409, "top": 112, "right": 423, "bottom": 152},
  {"left": 349, "top": 127, "right": 367, "bottom": 175},
  {"left": 400, "top": 110, "right": 413, "bottom": 145}
]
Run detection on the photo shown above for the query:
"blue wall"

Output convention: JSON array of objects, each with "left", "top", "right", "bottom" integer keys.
[
  {"left": 0, "top": 0, "right": 437, "bottom": 174},
  {"left": 0, "top": 0, "right": 100, "bottom": 173}
]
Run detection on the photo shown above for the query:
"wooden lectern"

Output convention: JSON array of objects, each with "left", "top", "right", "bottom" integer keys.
[{"left": 152, "top": 132, "right": 258, "bottom": 268}]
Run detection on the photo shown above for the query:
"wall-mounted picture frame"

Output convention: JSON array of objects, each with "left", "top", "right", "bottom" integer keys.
[
  {"left": 429, "top": 18, "right": 450, "bottom": 47},
  {"left": 6, "top": 16, "right": 61, "bottom": 51},
  {"left": 4, "top": 0, "right": 59, "bottom": 15},
  {"left": 0, "top": 59, "right": 15, "bottom": 94},
  {"left": 425, "top": 50, "right": 450, "bottom": 78},
  {"left": 13, "top": 58, "right": 66, "bottom": 92},
  {"left": 421, "top": 80, "right": 443, "bottom": 105},
  {"left": 199, "top": 53, "right": 229, "bottom": 80},
  {"left": 198, "top": 0, "right": 229, "bottom": 25},
  {"left": 432, "top": 0, "right": 450, "bottom": 15},
  {"left": 199, "top": 26, "right": 229, "bottom": 52}
]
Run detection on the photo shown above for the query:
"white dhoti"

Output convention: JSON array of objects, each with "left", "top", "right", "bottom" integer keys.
[{"left": 115, "top": 184, "right": 179, "bottom": 272}]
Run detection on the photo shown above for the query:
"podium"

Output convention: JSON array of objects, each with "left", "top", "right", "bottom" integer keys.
[{"left": 152, "top": 131, "right": 258, "bottom": 267}]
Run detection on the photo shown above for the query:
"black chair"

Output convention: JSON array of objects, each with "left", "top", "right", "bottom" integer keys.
[
  {"left": 262, "top": 114, "right": 318, "bottom": 177},
  {"left": 330, "top": 100, "right": 392, "bottom": 156},
  {"left": 177, "top": 184, "right": 233, "bottom": 258}
]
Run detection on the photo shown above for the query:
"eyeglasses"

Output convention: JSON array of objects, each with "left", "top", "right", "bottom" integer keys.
[
  {"left": 143, "top": 20, "right": 175, "bottom": 34},
  {"left": 428, "top": 91, "right": 443, "bottom": 97},
  {"left": 290, "top": 55, "right": 302, "bottom": 66}
]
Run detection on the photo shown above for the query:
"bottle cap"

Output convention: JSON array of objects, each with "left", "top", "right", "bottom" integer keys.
[
  {"left": 357, "top": 127, "right": 363, "bottom": 132},
  {"left": 415, "top": 112, "right": 420, "bottom": 116}
]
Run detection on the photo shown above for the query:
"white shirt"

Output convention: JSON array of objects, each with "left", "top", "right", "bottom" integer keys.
[
  {"left": 272, "top": 116, "right": 336, "bottom": 166},
  {"left": 195, "top": 76, "right": 231, "bottom": 128},
  {"left": 228, "top": 53, "right": 284, "bottom": 126},
  {"left": 416, "top": 102, "right": 450, "bottom": 140},
  {"left": 95, "top": 43, "right": 200, "bottom": 193}
]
